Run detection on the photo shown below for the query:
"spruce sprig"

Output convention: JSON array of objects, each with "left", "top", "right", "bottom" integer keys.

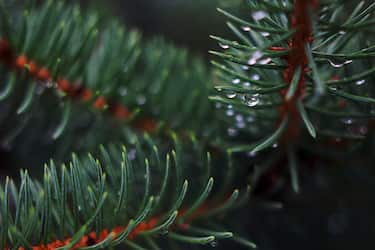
[
  {"left": 210, "top": 0, "right": 375, "bottom": 191},
  {"left": 211, "top": 0, "right": 375, "bottom": 152},
  {"left": 0, "top": 135, "right": 254, "bottom": 249},
  {"left": 0, "top": 0, "right": 216, "bottom": 154}
]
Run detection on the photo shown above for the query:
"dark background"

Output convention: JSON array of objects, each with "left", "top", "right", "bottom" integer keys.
[{"left": 81, "top": 0, "right": 240, "bottom": 56}]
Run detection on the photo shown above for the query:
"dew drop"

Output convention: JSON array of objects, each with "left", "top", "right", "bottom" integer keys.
[
  {"left": 251, "top": 74, "right": 260, "bottom": 81},
  {"left": 339, "top": 30, "right": 346, "bottom": 35},
  {"left": 248, "top": 51, "right": 263, "bottom": 65},
  {"left": 242, "top": 65, "right": 249, "bottom": 70},
  {"left": 226, "top": 92, "right": 237, "bottom": 99},
  {"left": 210, "top": 240, "right": 218, "bottom": 247},
  {"left": 236, "top": 121, "right": 246, "bottom": 129},
  {"left": 328, "top": 59, "right": 352, "bottom": 68},
  {"left": 219, "top": 43, "right": 230, "bottom": 49},
  {"left": 227, "top": 127, "right": 238, "bottom": 137},
  {"left": 252, "top": 10, "right": 268, "bottom": 21},
  {"left": 247, "top": 151, "right": 257, "bottom": 157},
  {"left": 127, "top": 148, "right": 137, "bottom": 161},
  {"left": 243, "top": 94, "right": 260, "bottom": 107},
  {"left": 243, "top": 82, "right": 251, "bottom": 87},
  {"left": 242, "top": 26, "right": 251, "bottom": 32},
  {"left": 260, "top": 32, "right": 270, "bottom": 37},
  {"left": 342, "top": 118, "right": 353, "bottom": 125},
  {"left": 259, "top": 57, "right": 272, "bottom": 65},
  {"left": 232, "top": 78, "right": 241, "bottom": 84},
  {"left": 235, "top": 114, "right": 244, "bottom": 122},
  {"left": 226, "top": 109, "right": 235, "bottom": 116},
  {"left": 355, "top": 79, "right": 365, "bottom": 85}
]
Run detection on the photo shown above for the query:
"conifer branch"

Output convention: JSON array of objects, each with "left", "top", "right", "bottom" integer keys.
[{"left": 0, "top": 136, "right": 255, "bottom": 249}]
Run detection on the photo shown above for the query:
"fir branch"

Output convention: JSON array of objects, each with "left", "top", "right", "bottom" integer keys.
[
  {"left": 0, "top": 0, "right": 217, "bottom": 152},
  {"left": 211, "top": 0, "right": 375, "bottom": 151},
  {"left": 0, "top": 138, "right": 255, "bottom": 249},
  {"left": 210, "top": 0, "right": 375, "bottom": 192}
]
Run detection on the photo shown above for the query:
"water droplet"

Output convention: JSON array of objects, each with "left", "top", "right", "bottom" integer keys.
[
  {"left": 232, "top": 78, "right": 241, "bottom": 84},
  {"left": 355, "top": 79, "right": 365, "bottom": 85},
  {"left": 227, "top": 127, "right": 238, "bottom": 137},
  {"left": 136, "top": 95, "right": 146, "bottom": 105},
  {"left": 236, "top": 121, "right": 246, "bottom": 129},
  {"left": 235, "top": 114, "right": 244, "bottom": 122},
  {"left": 259, "top": 57, "right": 272, "bottom": 65},
  {"left": 119, "top": 87, "right": 128, "bottom": 96},
  {"left": 252, "top": 10, "right": 268, "bottom": 21},
  {"left": 242, "top": 65, "right": 249, "bottom": 70},
  {"left": 272, "top": 143, "right": 278, "bottom": 148},
  {"left": 242, "top": 26, "right": 251, "bottom": 32},
  {"left": 226, "top": 92, "right": 237, "bottom": 99},
  {"left": 330, "top": 85, "right": 340, "bottom": 91},
  {"left": 339, "top": 30, "right": 346, "bottom": 35},
  {"left": 251, "top": 74, "right": 260, "bottom": 81},
  {"left": 342, "top": 118, "right": 353, "bottom": 125},
  {"left": 328, "top": 59, "right": 352, "bottom": 68},
  {"left": 243, "top": 94, "right": 260, "bottom": 107},
  {"left": 226, "top": 109, "right": 234, "bottom": 116},
  {"left": 227, "top": 105, "right": 233, "bottom": 109},
  {"left": 217, "top": 88, "right": 223, "bottom": 92},
  {"left": 219, "top": 43, "right": 230, "bottom": 49},
  {"left": 260, "top": 32, "right": 270, "bottom": 37},
  {"left": 127, "top": 149, "right": 137, "bottom": 161},
  {"left": 210, "top": 240, "right": 218, "bottom": 247},
  {"left": 247, "top": 151, "right": 257, "bottom": 157},
  {"left": 243, "top": 82, "right": 251, "bottom": 87},
  {"left": 248, "top": 51, "right": 263, "bottom": 65},
  {"left": 78, "top": 205, "right": 82, "bottom": 211}
]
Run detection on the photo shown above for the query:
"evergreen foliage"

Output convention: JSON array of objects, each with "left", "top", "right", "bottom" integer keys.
[
  {"left": 0, "top": 0, "right": 250, "bottom": 249},
  {"left": 211, "top": 0, "right": 375, "bottom": 191},
  {"left": 0, "top": 0, "right": 374, "bottom": 249},
  {"left": 0, "top": 0, "right": 218, "bottom": 157}
]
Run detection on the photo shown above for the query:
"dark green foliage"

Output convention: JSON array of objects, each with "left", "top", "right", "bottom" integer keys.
[
  {"left": 0, "top": 0, "right": 217, "bottom": 156},
  {"left": 211, "top": 0, "right": 375, "bottom": 152},
  {"left": 0, "top": 134, "right": 253, "bottom": 249},
  {"left": 0, "top": 0, "right": 256, "bottom": 249},
  {"left": 210, "top": 0, "right": 375, "bottom": 193}
]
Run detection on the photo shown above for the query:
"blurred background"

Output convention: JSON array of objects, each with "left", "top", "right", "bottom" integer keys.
[{"left": 81, "top": 0, "right": 243, "bottom": 56}]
